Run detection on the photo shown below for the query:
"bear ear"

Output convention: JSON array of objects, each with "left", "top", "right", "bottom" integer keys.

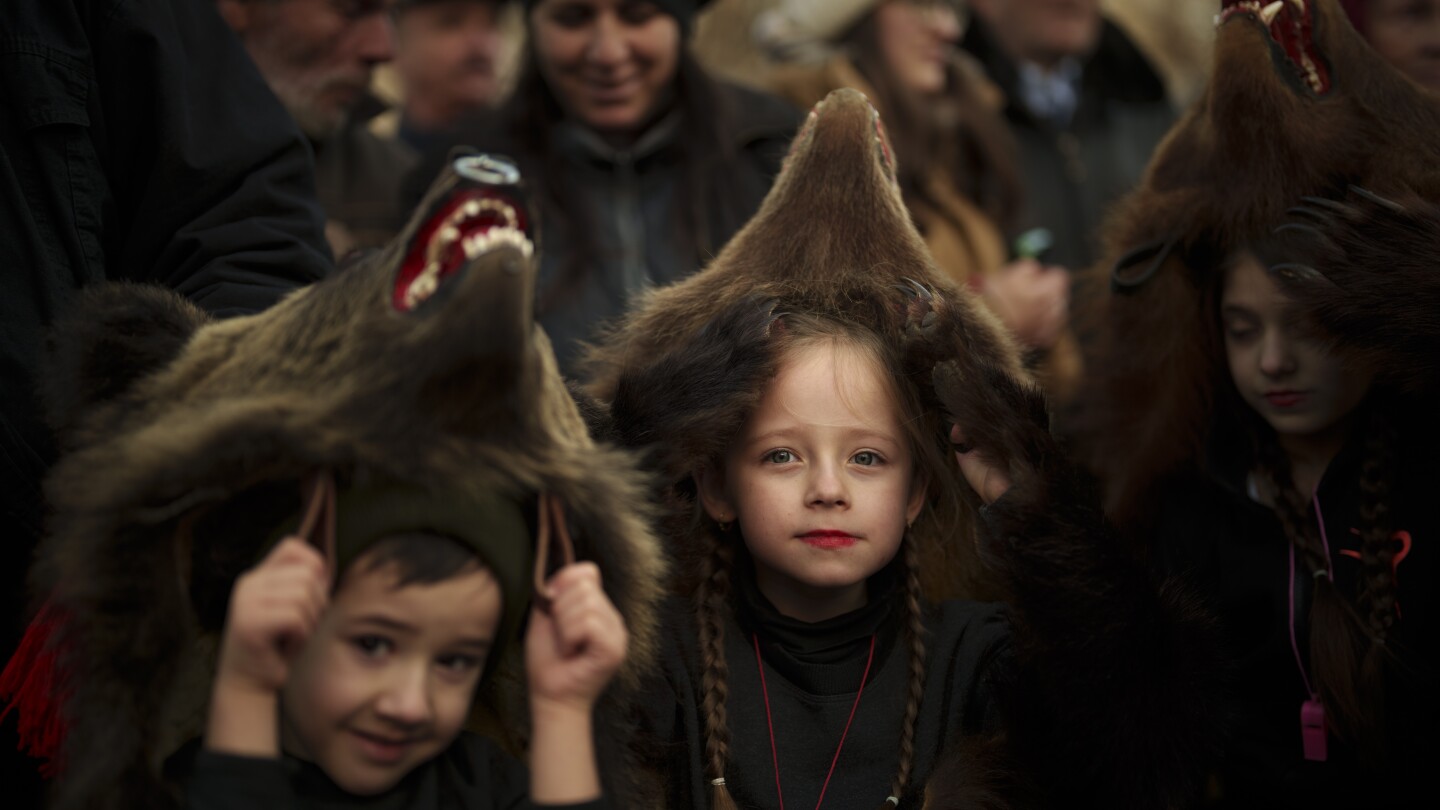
[{"left": 42, "top": 282, "right": 209, "bottom": 438}]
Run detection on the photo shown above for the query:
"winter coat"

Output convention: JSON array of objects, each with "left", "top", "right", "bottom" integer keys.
[
  {"left": 961, "top": 17, "right": 1176, "bottom": 275},
  {"left": 169, "top": 733, "right": 609, "bottom": 810},
  {"left": 1153, "top": 416, "right": 1438, "bottom": 809}
]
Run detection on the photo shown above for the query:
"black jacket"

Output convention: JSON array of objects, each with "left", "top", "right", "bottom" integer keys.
[
  {"left": 171, "top": 734, "right": 608, "bottom": 810},
  {"left": 1154, "top": 418, "right": 1438, "bottom": 809},
  {"left": 961, "top": 18, "right": 1176, "bottom": 275},
  {"left": 0, "top": 0, "right": 331, "bottom": 646}
]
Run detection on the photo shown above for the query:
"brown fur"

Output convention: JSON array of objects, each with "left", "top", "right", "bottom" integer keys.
[
  {"left": 593, "top": 87, "right": 1221, "bottom": 809},
  {"left": 1072, "top": 0, "right": 1440, "bottom": 526},
  {"left": 30, "top": 160, "right": 666, "bottom": 810},
  {"left": 585, "top": 87, "right": 1029, "bottom": 603}
]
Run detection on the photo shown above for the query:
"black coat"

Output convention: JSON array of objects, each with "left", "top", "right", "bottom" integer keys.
[
  {"left": 1154, "top": 418, "right": 1439, "bottom": 809},
  {"left": 0, "top": 0, "right": 331, "bottom": 657}
]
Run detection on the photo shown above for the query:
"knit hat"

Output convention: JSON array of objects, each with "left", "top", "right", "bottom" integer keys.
[{"left": 753, "top": 0, "right": 881, "bottom": 62}]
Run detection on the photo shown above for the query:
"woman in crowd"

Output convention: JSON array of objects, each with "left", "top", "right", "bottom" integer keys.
[
  {"left": 753, "top": 0, "right": 1078, "bottom": 398},
  {"left": 417, "top": 0, "right": 800, "bottom": 377}
]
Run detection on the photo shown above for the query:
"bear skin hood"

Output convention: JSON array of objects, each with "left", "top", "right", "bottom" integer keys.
[
  {"left": 1073, "top": 0, "right": 1440, "bottom": 527},
  {"left": 24, "top": 156, "right": 665, "bottom": 810},
  {"left": 584, "top": 87, "right": 1034, "bottom": 602}
]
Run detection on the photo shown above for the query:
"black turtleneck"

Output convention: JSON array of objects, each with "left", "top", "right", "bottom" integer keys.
[{"left": 640, "top": 563, "right": 1010, "bottom": 810}]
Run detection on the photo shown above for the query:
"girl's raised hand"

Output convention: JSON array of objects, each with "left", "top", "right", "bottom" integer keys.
[
  {"left": 525, "top": 562, "right": 628, "bottom": 713},
  {"left": 215, "top": 537, "right": 330, "bottom": 697}
]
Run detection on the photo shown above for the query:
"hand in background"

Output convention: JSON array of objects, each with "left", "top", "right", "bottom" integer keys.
[{"left": 979, "top": 258, "right": 1070, "bottom": 350}]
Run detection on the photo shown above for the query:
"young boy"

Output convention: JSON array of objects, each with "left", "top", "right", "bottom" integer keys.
[{"left": 182, "top": 488, "right": 626, "bottom": 809}]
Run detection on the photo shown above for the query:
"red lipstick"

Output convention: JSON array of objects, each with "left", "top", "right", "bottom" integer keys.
[
  {"left": 799, "top": 530, "right": 858, "bottom": 549},
  {"left": 1264, "top": 390, "right": 1307, "bottom": 408}
]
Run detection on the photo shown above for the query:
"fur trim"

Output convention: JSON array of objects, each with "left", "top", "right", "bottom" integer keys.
[
  {"left": 1071, "top": 0, "right": 1440, "bottom": 526},
  {"left": 31, "top": 159, "right": 666, "bottom": 809}
]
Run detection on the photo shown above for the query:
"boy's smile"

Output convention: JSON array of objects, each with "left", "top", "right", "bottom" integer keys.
[
  {"left": 702, "top": 339, "right": 925, "bottom": 623},
  {"left": 280, "top": 559, "right": 502, "bottom": 795}
]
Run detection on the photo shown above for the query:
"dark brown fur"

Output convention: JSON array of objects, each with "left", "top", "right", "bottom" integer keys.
[
  {"left": 30, "top": 160, "right": 666, "bottom": 810},
  {"left": 1073, "top": 0, "right": 1440, "bottom": 526}
]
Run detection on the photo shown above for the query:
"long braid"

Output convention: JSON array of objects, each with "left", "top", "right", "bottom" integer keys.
[
  {"left": 879, "top": 534, "right": 929, "bottom": 809},
  {"left": 697, "top": 532, "right": 740, "bottom": 810},
  {"left": 1258, "top": 437, "right": 1377, "bottom": 750},
  {"left": 1353, "top": 410, "right": 1400, "bottom": 764}
]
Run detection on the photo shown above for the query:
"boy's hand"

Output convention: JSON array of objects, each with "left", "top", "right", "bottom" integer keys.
[
  {"left": 525, "top": 562, "right": 628, "bottom": 714},
  {"left": 215, "top": 537, "right": 329, "bottom": 697}
]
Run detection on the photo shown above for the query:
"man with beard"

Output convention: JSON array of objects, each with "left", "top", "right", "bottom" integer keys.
[
  {"left": 387, "top": 0, "right": 513, "bottom": 155},
  {"left": 218, "top": 0, "right": 418, "bottom": 254}
]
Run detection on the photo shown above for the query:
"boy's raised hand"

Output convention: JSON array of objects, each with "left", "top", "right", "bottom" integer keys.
[
  {"left": 525, "top": 562, "right": 628, "bottom": 713},
  {"left": 215, "top": 537, "right": 330, "bottom": 697}
]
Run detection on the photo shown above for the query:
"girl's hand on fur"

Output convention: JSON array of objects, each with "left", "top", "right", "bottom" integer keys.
[
  {"left": 980, "top": 259, "right": 1070, "bottom": 350},
  {"left": 526, "top": 562, "right": 628, "bottom": 714},
  {"left": 215, "top": 537, "right": 330, "bottom": 696},
  {"left": 951, "top": 423, "right": 1012, "bottom": 504}
]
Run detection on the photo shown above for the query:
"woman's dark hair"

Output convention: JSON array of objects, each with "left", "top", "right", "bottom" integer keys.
[
  {"left": 842, "top": 12, "right": 1023, "bottom": 233},
  {"left": 498, "top": 38, "right": 753, "bottom": 315}
]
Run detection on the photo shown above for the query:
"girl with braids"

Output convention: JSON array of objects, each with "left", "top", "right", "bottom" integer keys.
[
  {"left": 1125, "top": 196, "right": 1439, "bottom": 808},
  {"left": 583, "top": 84, "right": 1223, "bottom": 810}
]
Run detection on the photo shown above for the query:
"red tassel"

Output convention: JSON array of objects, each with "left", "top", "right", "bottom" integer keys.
[{"left": 0, "top": 599, "right": 70, "bottom": 777}]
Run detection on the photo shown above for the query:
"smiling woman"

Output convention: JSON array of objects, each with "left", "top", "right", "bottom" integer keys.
[{"left": 409, "top": 0, "right": 802, "bottom": 378}]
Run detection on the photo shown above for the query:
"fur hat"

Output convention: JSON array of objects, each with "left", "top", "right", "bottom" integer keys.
[
  {"left": 1072, "top": 0, "right": 1440, "bottom": 524},
  {"left": 584, "top": 87, "right": 1033, "bottom": 602},
  {"left": 20, "top": 154, "right": 665, "bottom": 810},
  {"left": 753, "top": 0, "right": 883, "bottom": 62}
]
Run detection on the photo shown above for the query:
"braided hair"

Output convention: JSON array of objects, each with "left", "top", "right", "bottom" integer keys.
[
  {"left": 691, "top": 313, "right": 959, "bottom": 808},
  {"left": 1256, "top": 405, "right": 1400, "bottom": 761}
]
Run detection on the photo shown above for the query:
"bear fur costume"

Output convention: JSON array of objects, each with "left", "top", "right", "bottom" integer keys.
[
  {"left": 16, "top": 156, "right": 666, "bottom": 810},
  {"left": 1071, "top": 0, "right": 1440, "bottom": 528},
  {"left": 586, "top": 88, "right": 1226, "bottom": 809}
]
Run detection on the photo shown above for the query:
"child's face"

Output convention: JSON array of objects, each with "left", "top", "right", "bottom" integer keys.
[
  {"left": 703, "top": 340, "right": 925, "bottom": 614},
  {"left": 1221, "top": 253, "right": 1372, "bottom": 440},
  {"left": 280, "top": 560, "right": 502, "bottom": 795}
]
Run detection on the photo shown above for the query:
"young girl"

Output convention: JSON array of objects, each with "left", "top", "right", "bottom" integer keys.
[
  {"left": 1096, "top": 194, "right": 1438, "bottom": 807},
  {"left": 584, "top": 88, "right": 1222, "bottom": 808}
]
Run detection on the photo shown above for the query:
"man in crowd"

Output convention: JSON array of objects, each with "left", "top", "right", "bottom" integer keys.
[
  {"left": 963, "top": 0, "right": 1175, "bottom": 276},
  {"left": 218, "top": 0, "right": 418, "bottom": 254},
  {"left": 387, "top": 0, "right": 514, "bottom": 154}
]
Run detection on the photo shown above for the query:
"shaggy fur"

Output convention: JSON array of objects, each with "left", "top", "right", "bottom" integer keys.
[
  {"left": 587, "top": 88, "right": 1028, "bottom": 601},
  {"left": 593, "top": 87, "right": 1224, "bottom": 809},
  {"left": 1072, "top": 0, "right": 1440, "bottom": 526},
  {"left": 29, "top": 159, "right": 666, "bottom": 810}
]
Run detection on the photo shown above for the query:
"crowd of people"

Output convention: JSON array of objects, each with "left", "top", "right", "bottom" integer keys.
[{"left": 2, "top": 0, "right": 1437, "bottom": 808}]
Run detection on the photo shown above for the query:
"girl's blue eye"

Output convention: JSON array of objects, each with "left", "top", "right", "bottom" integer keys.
[
  {"left": 852, "top": 451, "right": 880, "bottom": 466},
  {"left": 764, "top": 449, "right": 795, "bottom": 464},
  {"left": 353, "top": 635, "right": 393, "bottom": 657}
]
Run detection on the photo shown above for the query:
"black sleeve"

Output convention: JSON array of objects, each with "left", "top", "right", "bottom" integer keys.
[
  {"left": 90, "top": 0, "right": 332, "bottom": 317},
  {"left": 182, "top": 751, "right": 297, "bottom": 810}
]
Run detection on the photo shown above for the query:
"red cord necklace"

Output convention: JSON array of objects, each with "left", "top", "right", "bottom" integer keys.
[{"left": 752, "top": 631, "right": 877, "bottom": 810}]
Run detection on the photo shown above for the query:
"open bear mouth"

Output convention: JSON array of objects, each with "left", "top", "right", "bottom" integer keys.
[
  {"left": 393, "top": 157, "right": 534, "bottom": 313},
  {"left": 1219, "top": 0, "right": 1332, "bottom": 96}
]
